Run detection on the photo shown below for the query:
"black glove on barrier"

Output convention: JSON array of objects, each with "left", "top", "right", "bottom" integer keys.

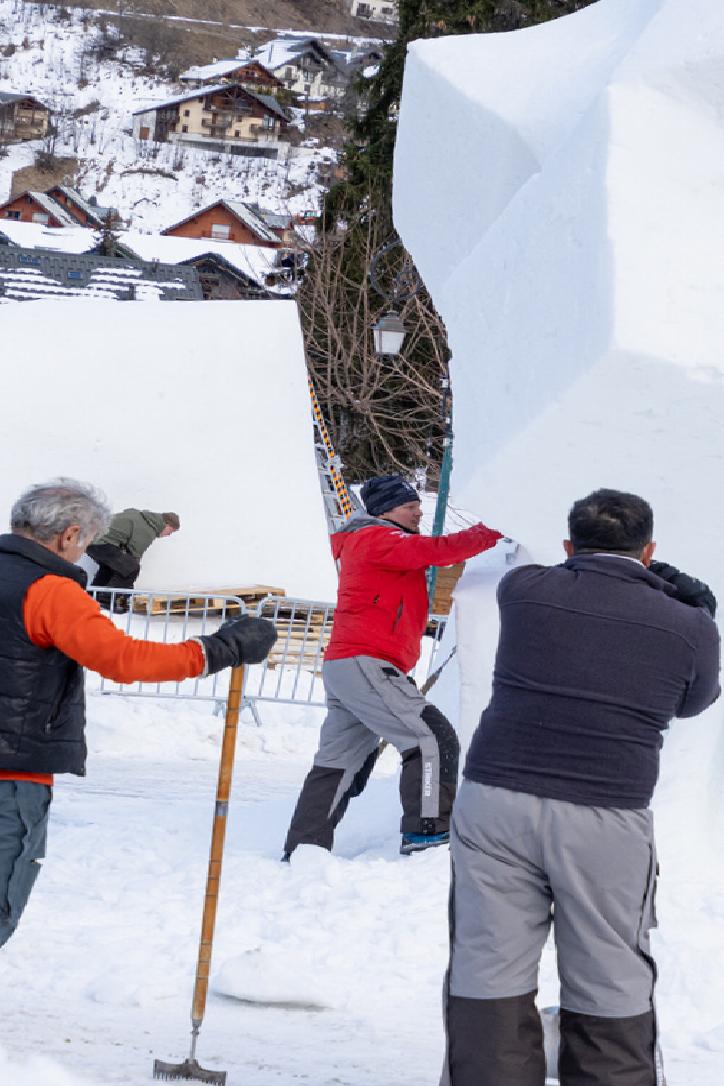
[
  {"left": 648, "top": 560, "right": 717, "bottom": 618},
  {"left": 197, "top": 616, "right": 278, "bottom": 675}
]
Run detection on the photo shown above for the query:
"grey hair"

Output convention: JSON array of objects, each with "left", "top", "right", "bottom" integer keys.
[{"left": 10, "top": 478, "right": 111, "bottom": 544}]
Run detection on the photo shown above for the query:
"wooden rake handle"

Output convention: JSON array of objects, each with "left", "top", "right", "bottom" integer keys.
[{"left": 190, "top": 664, "right": 245, "bottom": 1028}]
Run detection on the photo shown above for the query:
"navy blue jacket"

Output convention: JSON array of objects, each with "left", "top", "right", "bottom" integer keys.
[{"left": 464, "top": 554, "right": 721, "bottom": 808}]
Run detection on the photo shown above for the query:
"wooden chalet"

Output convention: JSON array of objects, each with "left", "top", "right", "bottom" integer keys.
[
  {"left": 133, "top": 83, "right": 290, "bottom": 160},
  {"left": 46, "top": 186, "right": 115, "bottom": 228},
  {"left": 179, "top": 251, "right": 272, "bottom": 300},
  {"left": 161, "top": 200, "right": 282, "bottom": 248},
  {"left": 0, "top": 92, "right": 49, "bottom": 141},
  {"left": 0, "top": 191, "right": 79, "bottom": 228},
  {"left": 180, "top": 59, "right": 285, "bottom": 95}
]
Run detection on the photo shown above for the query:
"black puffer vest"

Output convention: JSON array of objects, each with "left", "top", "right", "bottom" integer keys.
[{"left": 0, "top": 534, "right": 88, "bottom": 776}]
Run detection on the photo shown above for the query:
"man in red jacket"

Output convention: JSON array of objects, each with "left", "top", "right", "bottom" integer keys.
[{"left": 284, "top": 474, "right": 502, "bottom": 858}]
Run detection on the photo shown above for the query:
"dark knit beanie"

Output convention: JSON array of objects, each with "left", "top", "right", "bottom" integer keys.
[{"left": 360, "top": 475, "right": 420, "bottom": 518}]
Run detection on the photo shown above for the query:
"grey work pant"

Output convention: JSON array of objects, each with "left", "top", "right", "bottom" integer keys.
[
  {"left": 443, "top": 780, "right": 659, "bottom": 1086},
  {"left": 284, "top": 656, "right": 459, "bottom": 853},
  {"left": 0, "top": 781, "right": 52, "bottom": 948}
]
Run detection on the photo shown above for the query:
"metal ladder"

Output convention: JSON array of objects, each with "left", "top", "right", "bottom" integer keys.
[{"left": 308, "top": 377, "right": 357, "bottom": 534}]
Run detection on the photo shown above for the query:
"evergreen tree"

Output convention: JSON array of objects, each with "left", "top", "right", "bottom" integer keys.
[{"left": 303, "top": 0, "right": 596, "bottom": 479}]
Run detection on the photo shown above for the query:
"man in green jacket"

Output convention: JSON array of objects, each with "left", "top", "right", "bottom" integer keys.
[{"left": 87, "top": 508, "right": 180, "bottom": 611}]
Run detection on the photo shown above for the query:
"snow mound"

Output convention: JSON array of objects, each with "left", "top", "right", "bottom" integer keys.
[
  {"left": 0, "top": 299, "right": 336, "bottom": 599},
  {"left": 213, "top": 839, "right": 450, "bottom": 1014},
  {"left": 0, "top": 1047, "right": 100, "bottom": 1086}
]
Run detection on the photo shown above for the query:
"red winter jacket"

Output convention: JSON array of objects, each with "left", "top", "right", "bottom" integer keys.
[{"left": 325, "top": 513, "right": 503, "bottom": 674}]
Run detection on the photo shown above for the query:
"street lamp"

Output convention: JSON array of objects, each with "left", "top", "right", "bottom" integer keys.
[
  {"left": 369, "top": 237, "right": 420, "bottom": 356},
  {"left": 372, "top": 310, "right": 407, "bottom": 356}
]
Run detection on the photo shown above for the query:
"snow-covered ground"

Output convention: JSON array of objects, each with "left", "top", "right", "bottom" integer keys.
[
  {"left": 0, "top": 2, "right": 337, "bottom": 229},
  {"left": 1, "top": 677, "right": 723, "bottom": 1086}
]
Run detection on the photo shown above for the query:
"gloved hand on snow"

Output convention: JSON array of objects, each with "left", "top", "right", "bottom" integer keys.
[
  {"left": 648, "top": 561, "right": 717, "bottom": 618},
  {"left": 196, "top": 616, "right": 278, "bottom": 675}
]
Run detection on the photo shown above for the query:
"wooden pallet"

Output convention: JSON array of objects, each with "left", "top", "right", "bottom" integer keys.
[
  {"left": 131, "top": 585, "right": 286, "bottom": 616},
  {"left": 431, "top": 562, "right": 465, "bottom": 616},
  {"left": 265, "top": 615, "right": 332, "bottom": 673}
]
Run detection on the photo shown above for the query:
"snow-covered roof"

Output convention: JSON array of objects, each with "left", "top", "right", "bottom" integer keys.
[
  {"left": 179, "top": 58, "right": 281, "bottom": 84},
  {"left": 254, "top": 37, "right": 338, "bottom": 73},
  {"left": 0, "top": 220, "right": 278, "bottom": 289},
  {"left": 248, "top": 205, "right": 291, "bottom": 231},
  {"left": 0, "top": 90, "right": 46, "bottom": 106},
  {"left": 0, "top": 246, "right": 201, "bottom": 303},
  {"left": 162, "top": 200, "right": 280, "bottom": 245},
  {"left": 180, "top": 58, "right": 254, "bottom": 82},
  {"left": 132, "top": 83, "right": 231, "bottom": 115},
  {"left": 132, "top": 83, "right": 288, "bottom": 123},
  {"left": 122, "top": 231, "right": 278, "bottom": 287},
  {"left": 0, "top": 220, "right": 95, "bottom": 252},
  {"left": 50, "top": 185, "right": 114, "bottom": 227},
  {"left": 18, "top": 192, "right": 80, "bottom": 228}
]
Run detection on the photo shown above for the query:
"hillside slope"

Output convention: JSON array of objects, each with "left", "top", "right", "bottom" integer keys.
[{"left": 69, "top": 0, "right": 390, "bottom": 36}]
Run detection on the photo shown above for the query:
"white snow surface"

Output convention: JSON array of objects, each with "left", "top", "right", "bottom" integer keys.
[
  {"left": 0, "top": 298, "right": 336, "bottom": 597},
  {"left": 0, "top": 668, "right": 722, "bottom": 1085},
  {"left": 393, "top": 0, "right": 724, "bottom": 1077}
]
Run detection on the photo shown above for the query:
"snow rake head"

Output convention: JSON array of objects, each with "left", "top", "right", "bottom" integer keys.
[{"left": 153, "top": 1056, "right": 227, "bottom": 1084}]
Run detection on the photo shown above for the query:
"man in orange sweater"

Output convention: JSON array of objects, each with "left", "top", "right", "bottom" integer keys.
[{"left": 0, "top": 477, "right": 276, "bottom": 947}]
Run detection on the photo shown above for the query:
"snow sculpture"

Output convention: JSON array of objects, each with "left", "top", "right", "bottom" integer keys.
[
  {"left": 0, "top": 299, "right": 336, "bottom": 598},
  {"left": 394, "top": 0, "right": 724, "bottom": 753}
]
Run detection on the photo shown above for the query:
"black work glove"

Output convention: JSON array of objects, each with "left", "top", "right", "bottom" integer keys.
[
  {"left": 197, "top": 616, "right": 277, "bottom": 675},
  {"left": 649, "top": 561, "right": 717, "bottom": 618}
]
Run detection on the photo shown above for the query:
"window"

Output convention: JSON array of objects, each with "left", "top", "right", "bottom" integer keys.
[
  {"left": 262, "top": 115, "right": 275, "bottom": 129},
  {"left": 4, "top": 211, "right": 20, "bottom": 220},
  {"left": 183, "top": 109, "right": 190, "bottom": 116},
  {"left": 182, "top": 124, "right": 189, "bottom": 133},
  {"left": 210, "top": 223, "right": 231, "bottom": 240},
  {"left": 67, "top": 270, "right": 82, "bottom": 281},
  {"left": 31, "top": 212, "right": 49, "bottom": 224},
  {"left": 285, "top": 67, "right": 294, "bottom": 78},
  {"left": 234, "top": 130, "right": 240, "bottom": 137},
  {"left": 303, "top": 84, "right": 311, "bottom": 94}
]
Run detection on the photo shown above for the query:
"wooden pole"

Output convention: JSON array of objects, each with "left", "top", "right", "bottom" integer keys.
[{"left": 189, "top": 664, "right": 245, "bottom": 1041}]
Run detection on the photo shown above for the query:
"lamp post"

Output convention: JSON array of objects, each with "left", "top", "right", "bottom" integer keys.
[
  {"left": 369, "top": 237, "right": 453, "bottom": 608},
  {"left": 427, "top": 375, "right": 453, "bottom": 607},
  {"left": 369, "top": 237, "right": 419, "bottom": 357}
]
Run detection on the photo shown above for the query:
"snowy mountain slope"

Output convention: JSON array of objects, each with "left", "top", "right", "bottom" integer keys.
[{"left": 0, "top": 2, "right": 337, "bottom": 230}]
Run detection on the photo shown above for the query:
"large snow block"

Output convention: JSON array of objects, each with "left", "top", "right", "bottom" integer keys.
[
  {"left": 394, "top": 0, "right": 724, "bottom": 746},
  {"left": 0, "top": 299, "right": 336, "bottom": 599}
]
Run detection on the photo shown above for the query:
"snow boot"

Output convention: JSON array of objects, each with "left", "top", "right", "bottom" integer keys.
[{"left": 400, "top": 831, "right": 450, "bottom": 855}]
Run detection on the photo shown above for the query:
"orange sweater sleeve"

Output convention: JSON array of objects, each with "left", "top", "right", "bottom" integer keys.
[{"left": 24, "top": 576, "right": 204, "bottom": 684}]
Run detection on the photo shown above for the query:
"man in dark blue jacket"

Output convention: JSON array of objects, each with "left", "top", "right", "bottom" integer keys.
[{"left": 443, "top": 489, "right": 720, "bottom": 1086}]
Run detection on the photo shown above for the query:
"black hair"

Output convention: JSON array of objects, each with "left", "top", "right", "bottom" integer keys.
[{"left": 568, "top": 489, "right": 653, "bottom": 557}]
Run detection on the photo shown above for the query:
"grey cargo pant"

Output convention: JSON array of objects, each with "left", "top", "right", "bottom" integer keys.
[
  {"left": 0, "top": 781, "right": 51, "bottom": 948},
  {"left": 443, "top": 781, "right": 659, "bottom": 1086},
  {"left": 284, "top": 656, "right": 459, "bottom": 854}
]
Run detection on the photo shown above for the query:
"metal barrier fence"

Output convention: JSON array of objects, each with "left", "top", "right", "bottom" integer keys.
[{"left": 88, "top": 586, "right": 448, "bottom": 724}]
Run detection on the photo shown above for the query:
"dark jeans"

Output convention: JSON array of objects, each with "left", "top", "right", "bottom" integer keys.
[
  {"left": 0, "top": 781, "right": 52, "bottom": 947},
  {"left": 87, "top": 543, "right": 141, "bottom": 610}
]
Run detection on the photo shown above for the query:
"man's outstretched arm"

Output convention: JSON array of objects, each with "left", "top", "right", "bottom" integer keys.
[{"left": 368, "top": 523, "right": 504, "bottom": 571}]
